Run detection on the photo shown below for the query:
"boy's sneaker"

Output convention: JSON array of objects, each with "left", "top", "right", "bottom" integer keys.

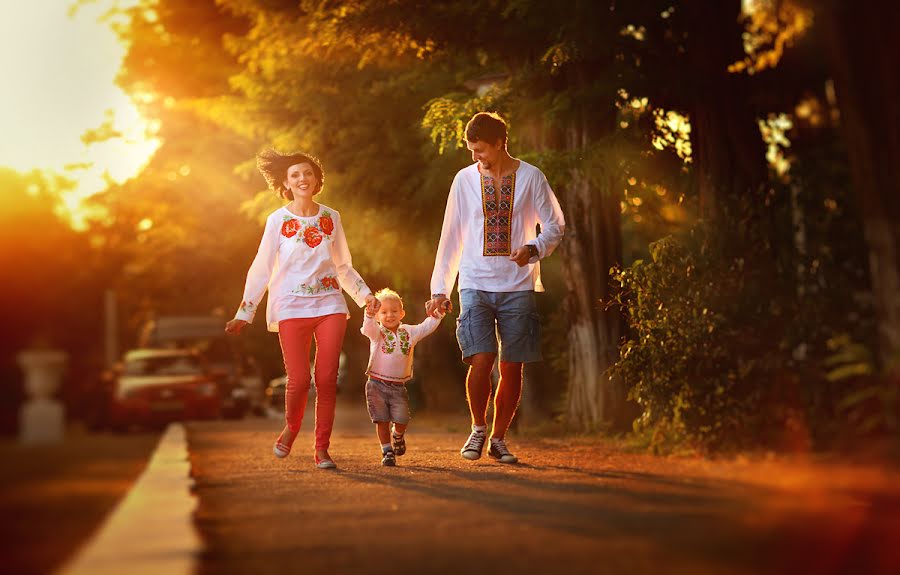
[
  {"left": 391, "top": 434, "right": 406, "bottom": 456},
  {"left": 488, "top": 438, "right": 518, "bottom": 464},
  {"left": 381, "top": 449, "right": 396, "bottom": 467},
  {"left": 460, "top": 429, "right": 486, "bottom": 460}
]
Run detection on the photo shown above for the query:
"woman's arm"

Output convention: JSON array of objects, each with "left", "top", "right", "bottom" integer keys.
[
  {"left": 331, "top": 210, "right": 372, "bottom": 307},
  {"left": 233, "top": 214, "right": 280, "bottom": 323}
]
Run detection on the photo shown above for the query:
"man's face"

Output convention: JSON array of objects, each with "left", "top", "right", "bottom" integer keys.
[
  {"left": 376, "top": 299, "right": 405, "bottom": 330},
  {"left": 466, "top": 138, "right": 503, "bottom": 171}
]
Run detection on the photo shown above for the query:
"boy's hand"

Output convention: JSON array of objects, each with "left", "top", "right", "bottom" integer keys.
[{"left": 365, "top": 294, "right": 381, "bottom": 316}]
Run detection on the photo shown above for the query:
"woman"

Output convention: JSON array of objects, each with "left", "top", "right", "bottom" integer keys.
[{"left": 226, "top": 150, "right": 378, "bottom": 469}]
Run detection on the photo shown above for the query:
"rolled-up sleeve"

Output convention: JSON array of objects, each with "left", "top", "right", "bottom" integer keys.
[
  {"left": 430, "top": 174, "right": 464, "bottom": 295},
  {"left": 332, "top": 210, "right": 371, "bottom": 307},
  {"left": 527, "top": 173, "right": 565, "bottom": 263},
  {"left": 234, "top": 214, "right": 279, "bottom": 322}
]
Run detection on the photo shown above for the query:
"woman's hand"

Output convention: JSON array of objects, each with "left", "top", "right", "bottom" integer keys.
[{"left": 225, "top": 318, "right": 249, "bottom": 335}]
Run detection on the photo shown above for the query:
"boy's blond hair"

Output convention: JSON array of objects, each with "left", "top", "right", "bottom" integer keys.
[{"left": 374, "top": 288, "right": 403, "bottom": 308}]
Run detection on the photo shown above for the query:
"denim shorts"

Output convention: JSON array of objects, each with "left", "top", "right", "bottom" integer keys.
[
  {"left": 456, "top": 289, "right": 542, "bottom": 364},
  {"left": 365, "top": 377, "right": 410, "bottom": 424}
]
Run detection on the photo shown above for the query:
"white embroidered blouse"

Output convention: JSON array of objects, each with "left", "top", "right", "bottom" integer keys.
[
  {"left": 233, "top": 204, "right": 371, "bottom": 331},
  {"left": 430, "top": 160, "right": 566, "bottom": 296},
  {"left": 361, "top": 313, "right": 443, "bottom": 383}
]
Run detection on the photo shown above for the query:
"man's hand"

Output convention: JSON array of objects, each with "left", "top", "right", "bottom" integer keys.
[
  {"left": 426, "top": 295, "right": 452, "bottom": 317},
  {"left": 225, "top": 318, "right": 249, "bottom": 335},
  {"left": 509, "top": 244, "right": 537, "bottom": 267},
  {"left": 365, "top": 294, "right": 381, "bottom": 316}
]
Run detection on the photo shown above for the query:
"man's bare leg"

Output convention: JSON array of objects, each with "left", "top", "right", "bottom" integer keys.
[
  {"left": 466, "top": 352, "right": 496, "bottom": 427},
  {"left": 491, "top": 361, "right": 523, "bottom": 440},
  {"left": 461, "top": 352, "right": 496, "bottom": 459}
]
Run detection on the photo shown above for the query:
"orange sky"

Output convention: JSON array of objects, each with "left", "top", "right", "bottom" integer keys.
[{"left": 0, "top": 0, "right": 160, "bottom": 227}]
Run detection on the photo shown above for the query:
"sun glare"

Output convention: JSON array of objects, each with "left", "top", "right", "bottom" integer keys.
[{"left": 0, "top": 0, "right": 160, "bottom": 229}]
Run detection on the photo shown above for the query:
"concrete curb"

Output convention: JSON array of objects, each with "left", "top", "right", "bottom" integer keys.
[{"left": 59, "top": 423, "right": 201, "bottom": 575}]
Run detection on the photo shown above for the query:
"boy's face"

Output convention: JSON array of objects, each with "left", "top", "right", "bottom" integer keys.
[{"left": 376, "top": 299, "right": 405, "bottom": 330}]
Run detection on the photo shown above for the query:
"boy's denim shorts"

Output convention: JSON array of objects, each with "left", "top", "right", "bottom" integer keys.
[
  {"left": 456, "top": 289, "right": 542, "bottom": 364},
  {"left": 365, "top": 377, "right": 410, "bottom": 424}
]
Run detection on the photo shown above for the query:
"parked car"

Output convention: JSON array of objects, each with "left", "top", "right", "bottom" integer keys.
[
  {"left": 106, "top": 348, "right": 239, "bottom": 429},
  {"left": 140, "top": 315, "right": 265, "bottom": 415}
]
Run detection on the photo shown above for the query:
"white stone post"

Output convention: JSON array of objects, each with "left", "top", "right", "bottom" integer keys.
[{"left": 18, "top": 348, "right": 68, "bottom": 445}]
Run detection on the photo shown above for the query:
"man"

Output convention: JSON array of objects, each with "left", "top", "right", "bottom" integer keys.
[{"left": 426, "top": 112, "right": 565, "bottom": 463}]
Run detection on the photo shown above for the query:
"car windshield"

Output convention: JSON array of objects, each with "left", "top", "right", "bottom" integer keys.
[{"left": 124, "top": 354, "right": 203, "bottom": 376}]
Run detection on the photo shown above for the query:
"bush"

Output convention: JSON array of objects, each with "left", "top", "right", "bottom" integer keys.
[{"left": 611, "top": 221, "right": 780, "bottom": 451}]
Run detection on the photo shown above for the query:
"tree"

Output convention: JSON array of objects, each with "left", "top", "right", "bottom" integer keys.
[{"left": 819, "top": 0, "right": 900, "bottom": 375}]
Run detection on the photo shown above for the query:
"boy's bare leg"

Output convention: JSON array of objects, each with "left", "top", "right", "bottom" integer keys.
[
  {"left": 376, "top": 421, "right": 392, "bottom": 445},
  {"left": 491, "top": 361, "right": 523, "bottom": 440},
  {"left": 466, "top": 353, "right": 496, "bottom": 426},
  {"left": 391, "top": 422, "right": 408, "bottom": 455}
]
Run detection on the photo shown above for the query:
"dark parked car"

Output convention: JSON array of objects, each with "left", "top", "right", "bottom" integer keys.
[{"left": 106, "top": 348, "right": 246, "bottom": 430}]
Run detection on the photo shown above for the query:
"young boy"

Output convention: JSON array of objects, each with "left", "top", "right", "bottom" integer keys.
[{"left": 361, "top": 288, "right": 444, "bottom": 466}]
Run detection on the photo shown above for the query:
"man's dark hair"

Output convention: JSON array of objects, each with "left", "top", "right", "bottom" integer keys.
[{"left": 465, "top": 112, "right": 508, "bottom": 146}]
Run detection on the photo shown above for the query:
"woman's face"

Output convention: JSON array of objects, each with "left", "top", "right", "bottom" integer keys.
[{"left": 283, "top": 162, "right": 320, "bottom": 198}]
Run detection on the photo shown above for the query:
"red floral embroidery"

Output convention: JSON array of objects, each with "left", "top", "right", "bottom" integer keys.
[
  {"left": 304, "top": 226, "right": 323, "bottom": 248},
  {"left": 323, "top": 276, "right": 339, "bottom": 289},
  {"left": 319, "top": 214, "right": 334, "bottom": 236},
  {"left": 281, "top": 218, "right": 300, "bottom": 238}
]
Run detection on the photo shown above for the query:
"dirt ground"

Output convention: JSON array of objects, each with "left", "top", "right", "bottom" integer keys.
[
  {"left": 0, "top": 429, "right": 159, "bottom": 575},
  {"left": 187, "top": 403, "right": 900, "bottom": 575}
]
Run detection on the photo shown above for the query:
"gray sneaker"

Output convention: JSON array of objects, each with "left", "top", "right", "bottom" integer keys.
[
  {"left": 460, "top": 429, "right": 486, "bottom": 460},
  {"left": 488, "top": 438, "right": 518, "bottom": 463},
  {"left": 381, "top": 449, "right": 396, "bottom": 467}
]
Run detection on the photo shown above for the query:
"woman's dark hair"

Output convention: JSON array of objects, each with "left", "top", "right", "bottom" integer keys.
[
  {"left": 256, "top": 149, "right": 325, "bottom": 200},
  {"left": 464, "top": 112, "right": 508, "bottom": 146}
]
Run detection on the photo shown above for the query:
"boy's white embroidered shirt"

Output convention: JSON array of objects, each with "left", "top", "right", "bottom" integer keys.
[
  {"left": 430, "top": 160, "right": 565, "bottom": 296},
  {"left": 361, "top": 313, "right": 443, "bottom": 383},
  {"left": 233, "top": 204, "right": 371, "bottom": 331}
]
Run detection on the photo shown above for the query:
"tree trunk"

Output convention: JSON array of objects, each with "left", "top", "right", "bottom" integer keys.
[
  {"left": 560, "top": 103, "right": 626, "bottom": 431},
  {"left": 682, "top": 0, "right": 769, "bottom": 215},
  {"left": 820, "top": 1, "right": 900, "bottom": 372}
]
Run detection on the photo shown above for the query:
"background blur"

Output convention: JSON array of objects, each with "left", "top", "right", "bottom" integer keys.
[{"left": 1, "top": 0, "right": 898, "bottom": 453}]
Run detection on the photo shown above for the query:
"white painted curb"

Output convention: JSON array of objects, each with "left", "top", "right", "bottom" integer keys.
[{"left": 59, "top": 423, "right": 202, "bottom": 575}]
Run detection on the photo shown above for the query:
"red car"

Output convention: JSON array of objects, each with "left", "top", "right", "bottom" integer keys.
[{"left": 107, "top": 348, "right": 222, "bottom": 429}]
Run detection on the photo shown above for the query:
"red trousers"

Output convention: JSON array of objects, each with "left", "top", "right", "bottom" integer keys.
[{"left": 277, "top": 313, "right": 347, "bottom": 450}]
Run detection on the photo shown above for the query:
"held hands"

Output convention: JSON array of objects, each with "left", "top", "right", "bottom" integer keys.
[
  {"left": 365, "top": 294, "right": 381, "bottom": 317},
  {"left": 225, "top": 318, "right": 249, "bottom": 335},
  {"left": 426, "top": 295, "right": 452, "bottom": 318},
  {"left": 509, "top": 244, "right": 536, "bottom": 267}
]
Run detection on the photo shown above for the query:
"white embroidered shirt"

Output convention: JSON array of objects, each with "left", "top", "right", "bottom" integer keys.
[
  {"left": 234, "top": 204, "right": 371, "bottom": 331},
  {"left": 361, "top": 313, "right": 443, "bottom": 383},
  {"left": 430, "top": 160, "right": 565, "bottom": 296}
]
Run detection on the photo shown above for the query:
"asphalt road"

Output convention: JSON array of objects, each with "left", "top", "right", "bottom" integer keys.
[{"left": 186, "top": 402, "right": 900, "bottom": 575}]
